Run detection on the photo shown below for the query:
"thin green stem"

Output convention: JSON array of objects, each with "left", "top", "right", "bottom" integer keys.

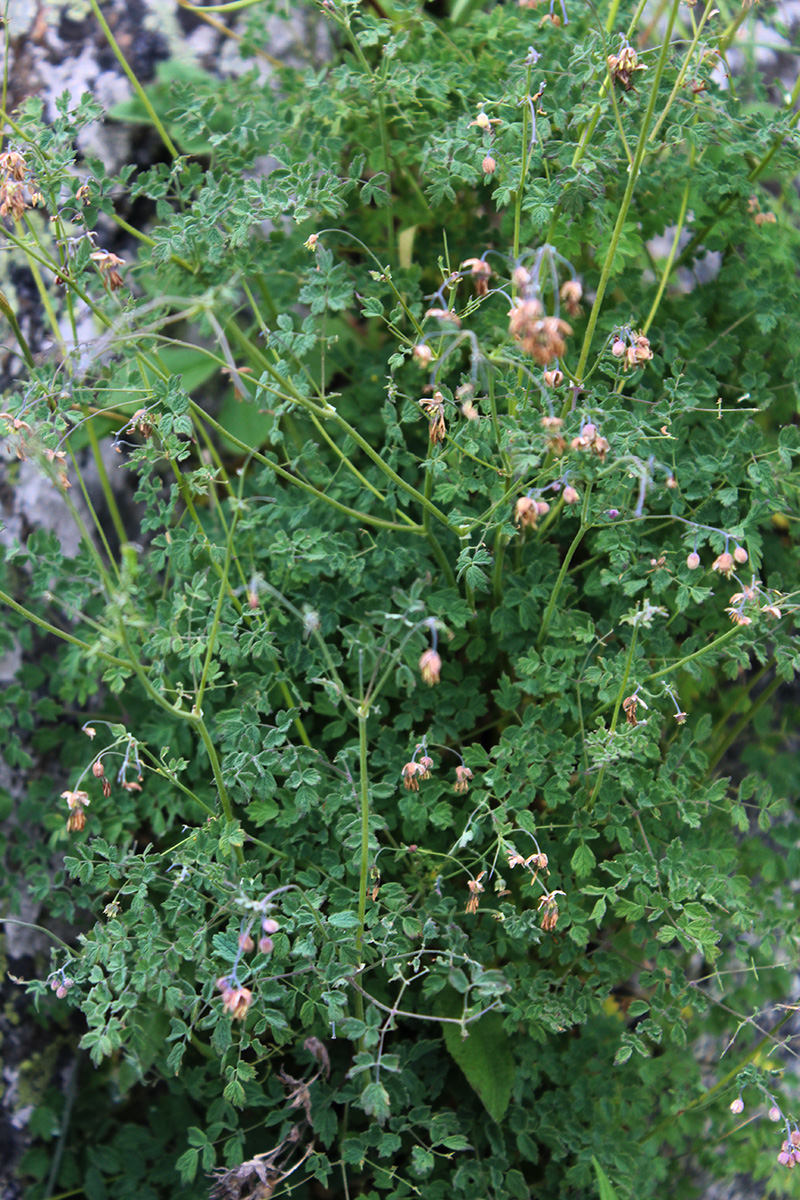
[
  {"left": 588, "top": 622, "right": 639, "bottom": 810},
  {"left": 85, "top": 415, "right": 128, "bottom": 546},
  {"left": 355, "top": 711, "right": 371, "bottom": 969},
  {"left": 705, "top": 674, "right": 783, "bottom": 774},
  {"left": 640, "top": 625, "right": 742, "bottom": 685},
  {"left": 536, "top": 485, "right": 593, "bottom": 650},
  {"left": 194, "top": 717, "right": 243, "bottom": 864},
  {"left": 195, "top": 511, "right": 238, "bottom": 714},
  {"left": 86, "top": 0, "right": 179, "bottom": 158},
  {"left": 642, "top": 178, "right": 690, "bottom": 335},
  {"left": 0, "top": 588, "right": 129, "bottom": 669},
  {"left": 572, "top": 0, "right": 681, "bottom": 384},
  {"left": 512, "top": 63, "right": 533, "bottom": 262},
  {"left": 648, "top": 0, "right": 716, "bottom": 146},
  {"left": 191, "top": 402, "right": 423, "bottom": 533}
]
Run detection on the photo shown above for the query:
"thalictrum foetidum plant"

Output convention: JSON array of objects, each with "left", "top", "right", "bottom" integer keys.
[{"left": 2, "top": 0, "right": 800, "bottom": 1196}]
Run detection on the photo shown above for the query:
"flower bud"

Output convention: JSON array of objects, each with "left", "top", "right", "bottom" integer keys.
[
  {"left": 92, "top": 761, "right": 104, "bottom": 778},
  {"left": 413, "top": 343, "right": 433, "bottom": 367},
  {"left": 481, "top": 155, "right": 497, "bottom": 175},
  {"left": 611, "top": 338, "right": 626, "bottom": 357},
  {"left": 563, "top": 486, "right": 580, "bottom": 504},
  {"left": 733, "top": 545, "right": 748, "bottom": 563},
  {"left": 238, "top": 933, "right": 255, "bottom": 952},
  {"left": 730, "top": 1097, "right": 744, "bottom": 1114},
  {"left": 258, "top": 936, "right": 274, "bottom": 954},
  {"left": 686, "top": 551, "right": 701, "bottom": 570},
  {"left": 769, "top": 1106, "right": 782, "bottom": 1122},
  {"left": 261, "top": 917, "right": 279, "bottom": 934}
]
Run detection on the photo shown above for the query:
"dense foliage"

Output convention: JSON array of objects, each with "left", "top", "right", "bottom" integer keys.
[{"left": 2, "top": 0, "right": 800, "bottom": 1197}]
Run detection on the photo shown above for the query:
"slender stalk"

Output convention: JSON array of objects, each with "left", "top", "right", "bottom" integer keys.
[
  {"left": 705, "top": 674, "right": 783, "bottom": 775},
  {"left": 647, "top": 0, "right": 716, "bottom": 146},
  {"left": 642, "top": 178, "right": 690, "bottom": 335},
  {"left": 588, "top": 623, "right": 639, "bottom": 810},
  {"left": 195, "top": 511, "right": 238, "bottom": 714},
  {"left": 192, "top": 403, "right": 422, "bottom": 533},
  {"left": 194, "top": 717, "right": 242, "bottom": 864},
  {"left": 85, "top": 415, "right": 128, "bottom": 547},
  {"left": 512, "top": 63, "right": 533, "bottom": 262},
  {"left": 572, "top": 0, "right": 682, "bottom": 385},
  {"left": 355, "top": 711, "right": 371, "bottom": 966},
  {"left": 0, "top": 588, "right": 129, "bottom": 669},
  {"left": 536, "top": 485, "right": 593, "bottom": 650},
  {"left": 86, "top": 0, "right": 179, "bottom": 158},
  {"left": 640, "top": 625, "right": 742, "bottom": 685}
]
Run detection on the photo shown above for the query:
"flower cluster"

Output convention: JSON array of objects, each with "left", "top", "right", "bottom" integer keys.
[
  {"left": 570, "top": 421, "right": 610, "bottom": 461},
  {"left": 49, "top": 972, "right": 74, "bottom": 1000},
  {"left": 611, "top": 329, "right": 653, "bottom": 370},
  {"left": 402, "top": 742, "right": 474, "bottom": 794},
  {"left": 0, "top": 149, "right": 44, "bottom": 219},
  {"left": 607, "top": 43, "right": 646, "bottom": 89},
  {"left": 777, "top": 1130, "right": 800, "bottom": 1168},
  {"left": 509, "top": 298, "right": 572, "bottom": 365},
  {"left": 514, "top": 494, "right": 550, "bottom": 530}
]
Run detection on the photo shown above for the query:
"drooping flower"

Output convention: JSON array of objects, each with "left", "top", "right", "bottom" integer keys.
[{"left": 419, "top": 648, "right": 442, "bottom": 685}]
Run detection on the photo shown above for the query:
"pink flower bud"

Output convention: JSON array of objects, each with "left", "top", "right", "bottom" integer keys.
[
  {"left": 733, "top": 545, "right": 748, "bottom": 563},
  {"left": 482, "top": 155, "right": 497, "bottom": 175},
  {"left": 563, "top": 486, "right": 580, "bottom": 504},
  {"left": 258, "top": 936, "right": 274, "bottom": 954},
  {"left": 611, "top": 339, "right": 626, "bottom": 357},
  {"left": 769, "top": 1106, "right": 782, "bottom": 1122},
  {"left": 261, "top": 917, "right": 279, "bottom": 934},
  {"left": 56, "top": 985, "right": 68, "bottom": 999},
  {"left": 686, "top": 552, "right": 700, "bottom": 570},
  {"left": 730, "top": 1097, "right": 744, "bottom": 1114}
]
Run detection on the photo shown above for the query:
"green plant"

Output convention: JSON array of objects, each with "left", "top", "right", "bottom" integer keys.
[{"left": 2, "top": 0, "right": 800, "bottom": 1197}]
